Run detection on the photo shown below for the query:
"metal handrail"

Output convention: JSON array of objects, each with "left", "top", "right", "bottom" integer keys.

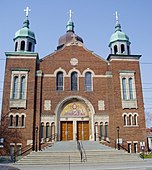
[{"left": 77, "top": 140, "right": 87, "bottom": 162}]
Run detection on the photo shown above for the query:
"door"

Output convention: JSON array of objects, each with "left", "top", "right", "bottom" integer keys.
[
  {"left": 77, "top": 121, "right": 89, "bottom": 140},
  {"left": 61, "top": 121, "right": 73, "bottom": 141}
]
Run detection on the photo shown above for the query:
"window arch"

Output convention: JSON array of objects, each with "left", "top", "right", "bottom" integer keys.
[
  {"left": 122, "top": 78, "right": 127, "bottom": 100},
  {"left": 21, "top": 115, "right": 25, "bottom": 126},
  {"left": 40, "top": 122, "right": 44, "bottom": 139},
  {"left": 21, "top": 41, "right": 25, "bottom": 51},
  {"left": 56, "top": 72, "right": 63, "bottom": 91},
  {"left": 114, "top": 45, "right": 118, "bottom": 54},
  {"left": 85, "top": 72, "right": 92, "bottom": 91},
  {"left": 124, "top": 114, "right": 127, "bottom": 126},
  {"left": 20, "top": 76, "right": 26, "bottom": 99},
  {"left": 71, "top": 71, "right": 78, "bottom": 91},
  {"left": 134, "top": 114, "right": 137, "bottom": 125},
  {"left": 129, "top": 78, "right": 133, "bottom": 99},
  {"left": 12, "top": 76, "right": 19, "bottom": 99},
  {"left": 16, "top": 115, "right": 19, "bottom": 127},
  {"left": 28, "top": 42, "right": 32, "bottom": 51},
  {"left": 128, "top": 114, "right": 132, "bottom": 125},
  {"left": 10, "top": 115, "right": 13, "bottom": 126},
  {"left": 105, "top": 122, "right": 108, "bottom": 138},
  {"left": 15, "top": 42, "right": 18, "bottom": 51},
  {"left": 46, "top": 122, "right": 50, "bottom": 139},
  {"left": 121, "top": 44, "right": 125, "bottom": 53}
]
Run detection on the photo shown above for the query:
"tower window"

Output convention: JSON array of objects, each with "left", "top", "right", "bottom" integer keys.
[
  {"left": 128, "top": 115, "right": 132, "bottom": 125},
  {"left": 10, "top": 115, "right": 13, "bottom": 126},
  {"left": 21, "top": 41, "right": 25, "bottom": 51},
  {"left": 20, "top": 76, "right": 26, "bottom": 99},
  {"left": 129, "top": 78, "right": 133, "bottom": 99},
  {"left": 134, "top": 114, "right": 137, "bottom": 125},
  {"left": 124, "top": 114, "right": 127, "bottom": 126},
  {"left": 122, "top": 78, "right": 127, "bottom": 100},
  {"left": 15, "top": 42, "right": 18, "bottom": 51},
  {"left": 56, "top": 72, "right": 63, "bottom": 91},
  {"left": 12, "top": 76, "right": 19, "bottom": 99},
  {"left": 16, "top": 115, "right": 19, "bottom": 127},
  {"left": 127, "top": 46, "right": 130, "bottom": 55},
  {"left": 71, "top": 71, "right": 78, "bottom": 91},
  {"left": 28, "top": 42, "right": 32, "bottom": 51},
  {"left": 121, "top": 44, "right": 125, "bottom": 53},
  {"left": 85, "top": 72, "right": 92, "bottom": 91},
  {"left": 21, "top": 115, "right": 25, "bottom": 126},
  {"left": 114, "top": 45, "right": 118, "bottom": 54}
]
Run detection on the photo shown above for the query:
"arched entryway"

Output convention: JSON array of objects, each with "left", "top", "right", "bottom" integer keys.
[{"left": 55, "top": 96, "right": 95, "bottom": 141}]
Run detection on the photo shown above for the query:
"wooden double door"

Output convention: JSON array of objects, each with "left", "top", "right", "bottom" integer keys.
[
  {"left": 60, "top": 121, "right": 89, "bottom": 141},
  {"left": 61, "top": 121, "right": 73, "bottom": 141},
  {"left": 77, "top": 121, "right": 89, "bottom": 140}
]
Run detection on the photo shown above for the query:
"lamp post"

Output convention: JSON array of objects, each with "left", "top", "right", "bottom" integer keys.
[
  {"left": 35, "top": 126, "right": 38, "bottom": 152},
  {"left": 117, "top": 126, "right": 120, "bottom": 150}
]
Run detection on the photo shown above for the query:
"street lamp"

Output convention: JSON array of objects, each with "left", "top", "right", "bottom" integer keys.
[
  {"left": 35, "top": 126, "right": 38, "bottom": 152},
  {"left": 117, "top": 126, "right": 120, "bottom": 150}
]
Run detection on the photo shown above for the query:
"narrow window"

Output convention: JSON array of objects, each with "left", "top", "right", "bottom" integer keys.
[
  {"left": 105, "top": 123, "right": 108, "bottom": 138},
  {"left": 114, "top": 45, "right": 118, "bottom": 54},
  {"left": 56, "top": 72, "right": 63, "bottom": 91},
  {"left": 10, "top": 145, "right": 15, "bottom": 162},
  {"left": 85, "top": 72, "right": 92, "bottom": 91},
  {"left": 134, "top": 114, "right": 137, "bottom": 125},
  {"left": 15, "top": 42, "right": 18, "bottom": 51},
  {"left": 128, "top": 143, "right": 131, "bottom": 153},
  {"left": 21, "top": 41, "right": 25, "bottom": 51},
  {"left": 46, "top": 122, "right": 49, "bottom": 139},
  {"left": 122, "top": 78, "right": 127, "bottom": 100},
  {"left": 100, "top": 122, "right": 103, "bottom": 140},
  {"left": 121, "top": 44, "right": 125, "bottom": 53},
  {"left": 17, "top": 145, "right": 21, "bottom": 159},
  {"left": 94, "top": 122, "right": 98, "bottom": 141},
  {"left": 124, "top": 115, "right": 127, "bottom": 126},
  {"left": 12, "top": 76, "right": 19, "bottom": 99},
  {"left": 129, "top": 78, "right": 133, "bottom": 99},
  {"left": 128, "top": 115, "right": 132, "bottom": 125},
  {"left": 127, "top": 46, "right": 130, "bottom": 55},
  {"left": 10, "top": 115, "right": 13, "bottom": 126},
  {"left": 28, "top": 42, "right": 32, "bottom": 51},
  {"left": 134, "top": 143, "right": 137, "bottom": 153},
  {"left": 40, "top": 123, "right": 44, "bottom": 139},
  {"left": 20, "top": 76, "right": 26, "bottom": 99},
  {"left": 16, "top": 115, "right": 19, "bottom": 127},
  {"left": 21, "top": 115, "right": 25, "bottom": 127},
  {"left": 71, "top": 72, "right": 78, "bottom": 91}
]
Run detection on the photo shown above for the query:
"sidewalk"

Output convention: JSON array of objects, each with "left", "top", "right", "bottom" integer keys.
[{"left": 1, "top": 159, "right": 152, "bottom": 170}]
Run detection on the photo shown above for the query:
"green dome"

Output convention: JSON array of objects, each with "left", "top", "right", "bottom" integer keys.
[
  {"left": 14, "top": 18, "right": 36, "bottom": 42},
  {"left": 109, "top": 23, "right": 130, "bottom": 46}
]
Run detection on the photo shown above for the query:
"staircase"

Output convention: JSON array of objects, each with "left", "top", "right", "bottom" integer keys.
[{"left": 15, "top": 141, "right": 141, "bottom": 165}]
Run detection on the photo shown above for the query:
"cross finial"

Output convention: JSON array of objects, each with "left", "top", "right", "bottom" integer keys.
[
  {"left": 24, "top": 6, "right": 31, "bottom": 17},
  {"left": 68, "top": 9, "right": 73, "bottom": 21},
  {"left": 114, "top": 11, "right": 119, "bottom": 23}
]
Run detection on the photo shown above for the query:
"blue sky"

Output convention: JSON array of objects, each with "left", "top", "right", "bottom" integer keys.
[{"left": 0, "top": 0, "right": 152, "bottom": 127}]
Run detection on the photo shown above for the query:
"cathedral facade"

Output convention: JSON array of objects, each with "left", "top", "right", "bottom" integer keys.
[{"left": 1, "top": 9, "right": 146, "bottom": 155}]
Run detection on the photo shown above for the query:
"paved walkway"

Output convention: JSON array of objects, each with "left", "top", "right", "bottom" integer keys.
[{"left": 1, "top": 159, "right": 152, "bottom": 170}]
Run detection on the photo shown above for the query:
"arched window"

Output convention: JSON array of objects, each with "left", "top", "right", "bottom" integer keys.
[
  {"left": 15, "top": 42, "right": 18, "bottom": 51},
  {"left": 28, "top": 42, "right": 32, "bottom": 51},
  {"left": 124, "top": 115, "right": 127, "bottom": 126},
  {"left": 85, "top": 72, "right": 92, "bottom": 91},
  {"left": 128, "top": 115, "right": 132, "bottom": 125},
  {"left": 129, "top": 78, "right": 133, "bottom": 99},
  {"left": 10, "top": 115, "right": 13, "bottom": 126},
  {"left": 21, "top": 41, "right": 25, "bottom": 51},
  {"left": 21, "top": 115, "right": 25, "bottom": 126},
  {"left": 71, "top": 72, "right": 78, "bottom": 91},
  {"left": 40, "top": 123, "right": 44, "bottom": 139},
  {"left": 114, "top": 45, "right": 118, "bottom": 54},
  {"left": 46, "top": 122, "right": 50, "bottom": 139},
  {"left": 122, "top": 78, "right": 127, "bottom": 100},
  {"left": 56, "top": 72, "right": 63, "bottom": 91},
  {"left": 12, "top": 76, "right": 18, "bottom": 99},
  {"left": 134, "top": 114, "right": 137, "bottom": 125},
  {"left": 105, "top": 122, "right": 108, "bottom": 138},
  {"left": 121, "top": 44, "right": 125, "bottom": 53},
  {"left": 100, "top": 122, "right": 103, "bottom": 140},
  {"left": 20, "top": 76, "right": 26, "bottom": 99},
  {"left": 94, "top": 122, "right": 98, "bottom": 141},
  {"left": 16, "top": 115, "right": 19, "bottom": 127}
]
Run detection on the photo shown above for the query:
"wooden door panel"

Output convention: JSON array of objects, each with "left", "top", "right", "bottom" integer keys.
[
  {"left": 61, "top": 121, "right": 73, "bottom": 141},
  {"left": 77, "top": 121, "right": 89, "bottom": 140},
  {"left": 67, "top": 122, "right": 73, "bottom": 140}
]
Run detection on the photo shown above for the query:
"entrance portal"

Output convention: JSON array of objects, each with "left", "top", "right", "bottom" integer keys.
[
  {"left": 61, "top": 121, "right": 73, "bottom": 141},
  {"left": 77, "top": 121, "right": 89, "bottom": 140}
]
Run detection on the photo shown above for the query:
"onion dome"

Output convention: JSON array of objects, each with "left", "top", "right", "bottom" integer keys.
[{"left": 57, "top": 10, "right": 83, "bottom": 50}]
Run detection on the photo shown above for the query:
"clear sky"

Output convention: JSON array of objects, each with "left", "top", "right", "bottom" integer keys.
[{"left": 0, "top": 0, "right": 152, "bottom": 127}]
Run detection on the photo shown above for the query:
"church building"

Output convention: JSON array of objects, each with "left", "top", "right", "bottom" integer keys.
[{"left": 1, "top": 8, "right": 146, "bottom": 155}]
